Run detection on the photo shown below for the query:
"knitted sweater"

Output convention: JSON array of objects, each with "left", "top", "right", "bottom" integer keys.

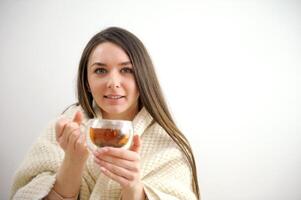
[{"left": 10, "top": 105, "right": 197, "bottom": 200}]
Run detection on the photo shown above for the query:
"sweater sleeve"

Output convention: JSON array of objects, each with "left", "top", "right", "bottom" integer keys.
[
  {"left": 138, "top": 123, "right": 198, "bottom": 200},
  {"left": 141, "top": 144, "right": 198, "bottom": 200},
  {"left": 10, "top": 120, "right": 65, "bottom": 200}
]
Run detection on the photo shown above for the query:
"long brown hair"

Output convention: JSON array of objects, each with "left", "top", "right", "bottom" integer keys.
[{"left": 77, "top": 27, "right": 200, "bottom": 198}]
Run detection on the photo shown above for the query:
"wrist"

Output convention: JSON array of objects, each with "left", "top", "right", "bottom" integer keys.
[
  {"left": 46, "top": 188, "right": 78, "bottom": 200},
  {"left": 121, "top": 182, "right": 145, "bottom": 200},
  {"left": 53, "top": 156, "right": 85, "bottom": 198},
  {"left": 63, "top": 153, "right": 87, "bottom": 168}
]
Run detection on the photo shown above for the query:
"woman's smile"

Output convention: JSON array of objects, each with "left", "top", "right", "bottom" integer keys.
[{"left": 104, "top": 94, "right": 126, "bottom": 105}]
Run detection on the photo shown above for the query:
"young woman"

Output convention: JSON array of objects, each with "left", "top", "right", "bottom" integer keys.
[{"left": 10, "top": 27, "right": 200, "bottom": 200}]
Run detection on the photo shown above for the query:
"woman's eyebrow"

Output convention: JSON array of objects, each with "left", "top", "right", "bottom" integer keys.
[
  {"left": 119, "top": 61, "right": 132, "bottom": 66},
  {"left": 90, "top": 61, "right": 131, "bottom": 68},
  {"left": 92, "top": 62, "right": 107, "bottom": 66},
  {"left": 89, "top": 62, "right": 107, "bottom": 67}
]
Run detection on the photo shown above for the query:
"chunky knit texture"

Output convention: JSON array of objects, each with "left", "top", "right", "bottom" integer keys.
[{"left": 10, "top": 105, "right": 197, "bottom": 200}]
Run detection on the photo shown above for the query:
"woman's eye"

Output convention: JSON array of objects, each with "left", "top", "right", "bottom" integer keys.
[
  {"left": 95, "top": 68, "right": 107, "bottom": 74},
  {"left": 121, "top": 67, "right": 134, "bottom": 74}
]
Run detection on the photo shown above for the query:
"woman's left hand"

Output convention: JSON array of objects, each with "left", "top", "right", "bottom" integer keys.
[{"left": 93, "top": 135, "right": 145, "bottom": 199}]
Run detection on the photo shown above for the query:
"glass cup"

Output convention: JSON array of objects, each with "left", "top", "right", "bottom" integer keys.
[{"left": 83, "top": 119, "right": 134, "bottom": 151}]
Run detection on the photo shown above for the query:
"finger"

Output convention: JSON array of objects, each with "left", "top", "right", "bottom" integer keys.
[
  {"left": 76, "top": 132, "right": 88, "bottom": 152},
  {"left": 96, "top": 160, "right": 135, "bottom": 184},
  {"left": 73, "top": 111, "right": 83, "bottom": 124},
  {"left": 99, "top": 166, "right": 129, "bottom": 187},
  {"left": 62, "top": 122, "right": 78, "bottom": 148},
  {"left": 55, "top": 117, "right": 69, "bottom": 141},
  {"left": 65, "top": 127, "right": 78, "bottom": 151},
  {"left": 68, "top": 129, "right": 81, "bottom": 151},
  {"left": 130, "top": 135, "right": 141, "bottom": 153},
  {"left": 95, "top": 147, "right": 139, "bottom": 161},
  {"left": 94, "top": 153, "right": 138, "bottom": 171},
  {"left": 78, "top": 131, "right": 86, "bottom": 145}
]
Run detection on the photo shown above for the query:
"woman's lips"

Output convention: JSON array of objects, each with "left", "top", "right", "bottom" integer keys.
[
  {"left": 104, "top": 95, "right": 126, "bottom": 105},
  {"left": 104, "top": 95, "right": 125, "bottom": 99}
]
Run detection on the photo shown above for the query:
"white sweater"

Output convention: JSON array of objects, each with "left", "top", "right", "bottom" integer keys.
[{"left": 10, "top": 105, "right": 197, "bottom": 200}]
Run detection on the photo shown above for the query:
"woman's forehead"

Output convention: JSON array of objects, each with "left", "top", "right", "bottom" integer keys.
[{"left": 88, "top": 42, "right": 131, "bottom": 65}]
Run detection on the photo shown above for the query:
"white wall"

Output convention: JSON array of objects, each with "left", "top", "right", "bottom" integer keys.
[{"left": 0, "top": 0, "right": 300, "bottom": 199}]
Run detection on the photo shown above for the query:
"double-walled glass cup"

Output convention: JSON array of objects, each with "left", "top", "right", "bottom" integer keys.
[{"left": 83, "top": 119, "right": 134, "bottom": 151}]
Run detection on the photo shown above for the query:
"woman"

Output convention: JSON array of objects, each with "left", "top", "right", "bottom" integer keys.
[{"left": 10, "top": 27, "right": 200, "bottom": 200}]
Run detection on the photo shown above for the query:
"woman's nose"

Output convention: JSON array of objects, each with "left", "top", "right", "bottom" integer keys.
[{"left": 106, "top": 71, "right": 121, "bottom": 89}]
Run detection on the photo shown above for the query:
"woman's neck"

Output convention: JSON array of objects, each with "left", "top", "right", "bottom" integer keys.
[{"left": 101, "top": 104, "right": 139, "bottom": 121}]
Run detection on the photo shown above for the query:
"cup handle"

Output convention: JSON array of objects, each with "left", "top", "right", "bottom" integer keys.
[{"left": 79, "top": 122, "right": 95, "bottom": 152}]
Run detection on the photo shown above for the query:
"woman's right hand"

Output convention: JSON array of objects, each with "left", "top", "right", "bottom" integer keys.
[
  {"left": 55, "top": 111, "right": 89, "bottom": 165},
  {"left": 46, "top": 111, "right": 88, "bottom": 199}
]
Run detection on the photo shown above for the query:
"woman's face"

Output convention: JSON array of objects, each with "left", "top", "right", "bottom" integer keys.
[{"left": 87, "top": 42, "right": 139, "bottom": 120}]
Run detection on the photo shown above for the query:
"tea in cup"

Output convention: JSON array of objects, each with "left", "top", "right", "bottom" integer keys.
[{"left": 84, "top": 119, "right": 133, "bottom": 151}]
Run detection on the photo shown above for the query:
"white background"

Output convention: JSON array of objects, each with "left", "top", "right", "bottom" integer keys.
[{"left": 0, "top": 0, "right": 300, "bottom": 199}]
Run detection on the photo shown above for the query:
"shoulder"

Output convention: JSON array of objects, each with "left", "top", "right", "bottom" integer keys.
[
  {"left": 141, "top": 122, "right": 181, "bottom": 155},
  {"left": 141, "top": 121, "right": 191, "bottom": 166},
  {"left": 145, "top": 122, "right": 175, "bottom": 143},
  {"left": 140, "top": 122, "right": 193, "bottom": 185}
]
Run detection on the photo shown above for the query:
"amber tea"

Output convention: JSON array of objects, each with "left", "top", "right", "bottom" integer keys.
[
  {"left": 90, "top": 127, "right": 129, "bottom": 148},
  {"left": 84, "top": 119, "right": 133, "bottom": 150}
]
